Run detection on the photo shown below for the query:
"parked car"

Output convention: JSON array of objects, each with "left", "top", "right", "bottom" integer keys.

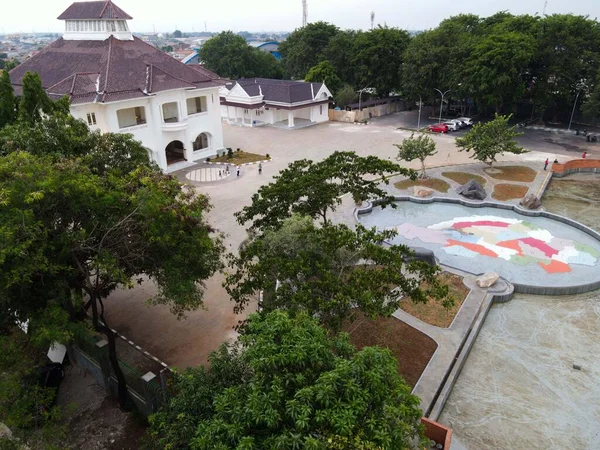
[
  {"left": 450, "top": 119, "right": 467, "bottom": 129},
  {"left": 443, "top": 121, "right": 460, "bottom": 132},
  {"left": 456, "top": 117, "right": 473, "bottom": 126},
  {"left": 428, "top": 123, "right": 449, "bottom": 133}
]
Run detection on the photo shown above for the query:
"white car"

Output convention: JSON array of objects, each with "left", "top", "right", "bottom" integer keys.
[
  {"left": 443, "top": 121, "right": 460, "bottom": 132},
  {"left": 456, "top": 117, "right": 473, "bottom": 127},
  {"left": 450, "top": 119, "right": 466, "bottom": 129}
]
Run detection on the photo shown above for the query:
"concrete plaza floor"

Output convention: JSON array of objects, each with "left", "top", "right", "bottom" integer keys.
[
  {"left": 105, "top": 115, "right": 560, "bottom": 368},
  {"left": 103, "top": 113, "right": 576, "bottom": 369},
  {"left": 440, "top": 292, "right": 600, "bottom": 450}
]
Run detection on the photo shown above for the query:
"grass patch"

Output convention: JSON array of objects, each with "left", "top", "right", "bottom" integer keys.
[
  {"left": 399, "top": 272, "right": 470, "bottom": 328},
  {"left": 484, "top": 165, "right": 536, "bottom": 182},
  {"left": 394, "top": 177, "right": 450, "bottom": 193},
  {"left": 492, "top": 183, "right": 529, "bottom": 201},
  {"left": 442, "top": 171, "right": 487, "bottom": 187},
  {"left": 212, "top": 150, "right": 269, "bottom": 165},
  {"left": 343, "top": 312, "right": 437, "bottom": 388}
]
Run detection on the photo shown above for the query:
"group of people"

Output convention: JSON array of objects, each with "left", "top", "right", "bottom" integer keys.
[
  {"left": 217, "top": 163, "right": 263, "bottom": 178},
  {"left": 543, "top": 152, "right": 588, "bottom": 170}
]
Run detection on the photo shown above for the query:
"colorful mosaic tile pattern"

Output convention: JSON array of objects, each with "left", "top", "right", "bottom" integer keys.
[{"left": 393, "top": 215, "right": 600, "bottom": 274}]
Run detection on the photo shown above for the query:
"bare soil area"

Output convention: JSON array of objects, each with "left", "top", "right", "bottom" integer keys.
[
  {"left": 484, "top": 165, "right": 536, "bottom": 182},
  {"left": 394, "top": 177, "right": 450, "bottom": 193},
  {"left": 57, "top": 366, "right": 148, "bottom": 450},
  {"left": 441, "top": 171, "right": 487, "bottom": 187},
  {"left": 492, "top": 183, "right": 529, "bottom": 201},
  {"left": 399, "top": 272, "right": 470, "bottom": 328},
  {"left": 343, "top": 313, "right": 438, "bottom": 388}
]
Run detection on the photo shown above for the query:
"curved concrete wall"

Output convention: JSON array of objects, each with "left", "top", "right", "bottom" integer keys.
[
  {"left": 552, "top": 158, "right": 600, "bottom": 178},
  {"left": 356, "top": 196, "right": 600, "bottom": 296}
]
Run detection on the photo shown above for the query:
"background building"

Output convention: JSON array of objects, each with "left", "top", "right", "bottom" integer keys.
[{"left": 8, "top": 0, "right": 225, "bottom": 171}]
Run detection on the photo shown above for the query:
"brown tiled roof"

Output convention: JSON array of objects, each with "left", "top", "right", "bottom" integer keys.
[
  {"left": 9, "top": 36, "right": 224, "bottom": 105},
  {"left": 57, "top": 1, "right": 133, "bottom": 20},
  {"left": 230, "top": 78, "right": 325, "bottom": 104}
]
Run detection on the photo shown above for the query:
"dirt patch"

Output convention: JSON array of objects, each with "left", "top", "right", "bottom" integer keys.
[
  {"left": 442, "top": 171, "right": 487, "bottom": 187},
  {"left": 399, "top": 272, "right": 470, "bottom": 328},
  {"left": 484, "top": 165, "right": 537, "bottom": 182},
  {"left": 57, "top": 366, "right": 148, "bottom": 450},
  {"left": 343, "top": 313, "right": 437, "bottom": 388},
  {"left": 492, "top": 183, "right": 529, "bottom": 201},
  {"left": 394, "top": 177, "right": 450, "bottom": 193},
  {"left": 211, "top": 150, "right": 269, "bottom": 165}
]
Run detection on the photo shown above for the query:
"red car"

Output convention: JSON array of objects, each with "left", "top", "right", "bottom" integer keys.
[{"left": 428, "top": 123, "right": 449, "bottom": 133}]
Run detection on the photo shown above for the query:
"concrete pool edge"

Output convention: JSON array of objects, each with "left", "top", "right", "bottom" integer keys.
[{"left": 355, "top": 196, "right": 600, "bottom": 296}]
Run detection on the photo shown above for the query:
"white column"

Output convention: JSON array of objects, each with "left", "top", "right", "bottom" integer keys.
[
  {"left": 288, "top": 111, "right": 295, "bottom": 128},
  {"left": 226, "top": 105, "right": 230, "bottom": 123}
]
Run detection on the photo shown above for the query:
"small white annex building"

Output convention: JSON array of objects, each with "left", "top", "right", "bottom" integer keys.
[
  {"left": 9, "top": 1, "right": 225, "bottom": 171},
  {"left": 220, "top": 78, "right": 332, "bottom": 128}
]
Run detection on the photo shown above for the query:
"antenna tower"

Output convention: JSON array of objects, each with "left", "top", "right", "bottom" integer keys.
[
  {"left": 543, "top": 1, "right": 548, "bottom": 15},
  {"left": 371, "top": 11, "right": 375, "bottom": 30},
  {"left": 302, "top": 0, "right": 308, "bottom": 27}
]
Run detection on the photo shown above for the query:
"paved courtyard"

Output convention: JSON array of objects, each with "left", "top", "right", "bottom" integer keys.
[{"left": 104, "top": 114, "right": 577, "bottom": 369}]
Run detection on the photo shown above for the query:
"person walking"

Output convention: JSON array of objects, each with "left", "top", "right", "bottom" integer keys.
[
  {"left": 544, "top": 158, "right": 549, "bottom": 171},
  {"left": 582, "top": 151, "right": 587, "bottom": 159},
  {"left": 258, "top": 163, "right": 262, "bottom": 174},
  {"left": 236, "top": 166, "right": 240, "bottom": 177}
]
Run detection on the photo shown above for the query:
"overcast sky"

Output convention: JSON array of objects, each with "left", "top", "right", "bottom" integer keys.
[{"left": 2, "top": 0, "right": 600, "bottom": 34}]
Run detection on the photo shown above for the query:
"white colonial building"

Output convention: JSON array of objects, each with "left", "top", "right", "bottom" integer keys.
[
  {"left": 220, "top": 78, "right": 332, "bottom": 128},
  {"left": 9, "top": 0, "right": 224, "bottom": 171}
]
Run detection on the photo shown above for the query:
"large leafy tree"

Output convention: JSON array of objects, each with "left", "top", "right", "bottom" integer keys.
[
  {"left": 0, "top": 151, "right": 224, "bottom": 407},
  {"left": 235, "top": 151, "right": 412, "bottom": 231},
  {"left": 147, "top": 310, "right": 425, "bottom": 450},
  {"left": 226, "top": 215, "right": 449, "bottom": 331},
  {"left": 17, "top": 71, "right": 53, "bottom": 125},
  {"left": 278, "top": 21, "right": 340, "bottom": 79},
  {"left": 0, "top": 105, "right": 151, "bottom": 176},
  {"left": 395, "top": 133, "right": 437, "bottom": 179},
  {"left": 199, "top": 31, "right": 281, "bottom": 79},
  {"left": 305, "top": 60, "right": 342, "bottom": 93},
  {"left": 0, "top": 70, "right": 16, "bottom": 129},
  {"left": 324, "top": 30, "right": 359, "bottom": 87},
  {"left": 456, "top": 114, "right": 527, "bottom": 166},
  {"left": 353, "top": 26, "right": 410, "bottom": 98},
  {"left": 465, "top": 30, "right": 536, "bottom": 113}
]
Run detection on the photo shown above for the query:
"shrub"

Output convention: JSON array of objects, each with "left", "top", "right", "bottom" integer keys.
[
  {"left": 227, "top": 148, "right": 234, "bottom": 159},
  {"left": 266, "top": 153, "right": 270, "bottom": 159}
]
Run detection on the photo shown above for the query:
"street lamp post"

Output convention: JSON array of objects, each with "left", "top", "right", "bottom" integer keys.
[
  {"left": 434, "top": 88, "right": 452, "bottom": 123},
  {"left": 417, "top": 95, "right": 423, "bottom": 131},
  {"left": 568, "top": 89, "right": 583, "bottom": 131},
  {"left": 357, "top": 85, "right": 369, "bottom": 111}
]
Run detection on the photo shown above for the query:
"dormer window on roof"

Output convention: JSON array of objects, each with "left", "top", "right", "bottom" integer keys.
[{"left": 58, "top": 1, "right": 133, "bottom": 41}]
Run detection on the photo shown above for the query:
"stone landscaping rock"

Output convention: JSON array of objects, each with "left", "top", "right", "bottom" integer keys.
[
  {"left": 456, "top": 180, "right": 487, "bottom": 200},
  {"left": 476, "top": 272, "right": 500, "bottom": 288},
  {"left": 519, "top": 193, "right": 542, "bottom": 210},
  {"left": 414, "top": 186, "right": 434, "bottom": 198}
]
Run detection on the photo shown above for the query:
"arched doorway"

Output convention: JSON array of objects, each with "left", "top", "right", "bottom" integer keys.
[
  {"left": 165, "top": 140, "right": 186, "bottom": 165},
  {"left": 193, "top": 132, "right": 210, "bottom": 151}
]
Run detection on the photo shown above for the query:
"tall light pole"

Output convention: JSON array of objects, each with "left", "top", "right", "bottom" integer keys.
[
  {"left": 568, "top": 88, "right": 583, "bottom": 131},
  {"left": 417, "top": 95, "right": 423, "bottom": 131},
  {"left": 357, "top": 85, "right": 369, "bottom": 111},
  {"left": 434, "top": 88, "right": 451, "bottom": 123}
]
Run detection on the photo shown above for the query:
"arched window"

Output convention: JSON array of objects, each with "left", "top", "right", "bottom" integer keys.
[{"left": 193, "top": 133, "right": 210, "bottom": 151}]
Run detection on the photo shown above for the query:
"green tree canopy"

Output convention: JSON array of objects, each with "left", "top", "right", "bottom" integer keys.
[
  {"left": 148, "top": 310, "right": 424, "bottom": 450},
  {"left": 324, "top": 30, "right": 359, "bottom": 87},
  {"left": 0, "top": 151, "right": 224, "bottom": 406},
  {"left": 334, "top": 84, "right": 357, "bottom": 108},
  {"left": 235, "top": 151, "right": 412, "bottom": 231},
  {"left": 226, "top": 215, "right": 449, "bottom": 331},
  {"left": 279, "top": 21, "right": 340, "bottom": 79},
  {"left": 394, "top": 133, "right": 437, "bottom": 179},
  {"left": 456, "top": 114, "right": 527, "bottom": 165},
  {"left": 17, "top": 71, "right": 53, "bottom": 125},
  {"left": 0, "top": 70, "right": 16, "bottom": 129},
  {"left": 199, "top": 31, "right": 281, "bottom": 79},
  {"left": 353, "top": 26, "right": 410, "bottom": 98},
  {"left": 305, "top": 60, "right": 341, "bottom": 93}
]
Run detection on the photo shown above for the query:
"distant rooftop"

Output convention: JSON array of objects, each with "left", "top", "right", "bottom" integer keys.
[{"left": 57, "top": 1, "right": 132, "bottom": 20}]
